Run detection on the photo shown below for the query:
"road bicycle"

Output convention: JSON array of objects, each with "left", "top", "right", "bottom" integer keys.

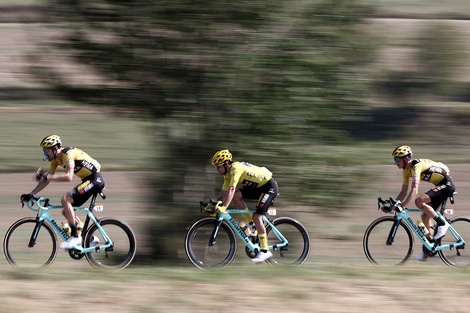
[
  {"left": 3, "top": 191, "right": 137, "bottom": 270},
  {"left": 363, "top": 195, "right": 470, "bottom": 268},
  {"left": 184, "top": 199, "right": 310, "bottom": 269}
]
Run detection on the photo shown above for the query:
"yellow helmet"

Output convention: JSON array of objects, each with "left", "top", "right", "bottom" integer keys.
[
  {"left": 40, "top": 135, "right": 62, "bottom": 148},
  {"left": 392, "top": 145, "right": 412, "bottom": 158},
  {"left": 211, "top": 149, "right": 232, "bottom": 165}
]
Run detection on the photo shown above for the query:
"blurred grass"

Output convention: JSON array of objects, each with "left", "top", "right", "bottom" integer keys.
[{"left": 0, "top": 264, "right": 470, "bottom": 313}]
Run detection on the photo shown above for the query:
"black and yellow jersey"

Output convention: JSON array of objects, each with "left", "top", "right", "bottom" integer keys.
[
  {"left": 49, "top": 147, "right": 101, "bottom": 180},
  {"left": 403, "top": 158, "right": 450, "bottom": 186},
  {"left": 222, "top": 161, "right": 272, "bottom": 191}
]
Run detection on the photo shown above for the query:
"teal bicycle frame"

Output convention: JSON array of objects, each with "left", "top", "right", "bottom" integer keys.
[
  {"left": 213, "top": 209, "right": 288, "bottom": 253},
  {"left": 26, "top": 193, "right": 112, "bottom": 254},
  {"left": 390, "top": 208, "right": 465, "bottom": 253}
]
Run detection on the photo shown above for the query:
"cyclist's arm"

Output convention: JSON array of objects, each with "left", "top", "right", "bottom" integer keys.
[
  {"left": 47, "top": 164, "right": 74, "bottom": 183},
  {"left": 29, "top": 178, "right": 50, "bottom": 196},
  {"left": 396, "top": 184, "right": 408, "bottom": 202},
  {"left": 219, "top": 186, "right": 236, "bottom": 208},
  {"left": 401, "top": 180, "right": 419, "bottom": 208}
]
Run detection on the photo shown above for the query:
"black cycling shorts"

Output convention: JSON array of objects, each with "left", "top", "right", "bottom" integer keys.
[
  {"left": 426, "top": 176, "right": 455, "bottom": 210},
  {"left": 239, "top": 178, "right": 279, "bottom": 215},
  {"left": 69, "top": 172, "right": 105, "bottom": 207}
]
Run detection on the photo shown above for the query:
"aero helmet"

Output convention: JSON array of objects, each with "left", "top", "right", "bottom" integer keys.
[
  {"left": 212, "top": 149, "right": 232, "bottom": 165},
  {"left": 392, "top": 145, "right": 412, "bottom": 158},
  {"left": 40, "top": 135, "right": 62, "bottom": 149}
]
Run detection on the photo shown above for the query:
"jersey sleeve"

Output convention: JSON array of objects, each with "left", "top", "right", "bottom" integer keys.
[
  {"left": 63, "top": 149, "right": 76, "bottom": 168},
  {"left": 48, "top": 160, "right": 59, "bottom": 174},
  {"left": 221, "top": 163, "right": 243, "bottom": 191}
]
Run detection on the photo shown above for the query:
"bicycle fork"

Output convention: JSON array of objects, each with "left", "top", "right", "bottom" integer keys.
[
  {"left": 386, "top": 218, "right": 401, "bottom": 246},
  {"left": 208, "top": 219, "right": 224, "bottom": 246},
  {"left": 28, "top": 218, "right": 45, "bottom": 248}
]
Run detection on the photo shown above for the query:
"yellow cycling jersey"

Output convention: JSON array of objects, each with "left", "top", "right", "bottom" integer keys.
[
  {"left": 222, "top": 161, "right": 272, "bottom": 191},
  {"left": 402, "top": 158, "right": 450, "bottom": 186},
  {"left": 49, "top": 147, "right": 101, "bottom": 180}
]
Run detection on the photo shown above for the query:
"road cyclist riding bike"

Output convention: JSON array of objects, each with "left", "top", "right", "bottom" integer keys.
[
  {"left": 9, "top": 134, "right": 136, "bottom": 270},
  {"left": 20, "top": 134, "right": 105, "bottom": 250},
  {"left": 206, "top": 149, "right": 280, "bottom": 263},
  {"left": 389, "top": 145, "right": 455, "bottom": 261}
]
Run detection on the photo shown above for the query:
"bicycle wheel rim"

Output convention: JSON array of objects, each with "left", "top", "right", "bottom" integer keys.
[
  {"left": 3, "top": 218, "right": 57, "bottom": 269},
  {"left": 84, "top": 218, "right": 136, "bottom": 270},
  {"left": 185, "top": 218, "right": 236, "bottom": 270},
  {"left": 439, "top": 217, "right": 470, "bottom": 268},
  {"left": 363, "top": 216, "right": 413, "bottom": 266},
  {"left": 267, "top": 217, "right": 310, "bottom": 266}
]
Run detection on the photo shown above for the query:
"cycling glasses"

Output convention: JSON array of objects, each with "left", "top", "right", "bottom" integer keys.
[
  {"left": 394, "top": 157, "right": 402, "bottom": 162},
  {"left": 215, "top": 164, "right": 223, "bottom": 169},
  {"left": 43, "top": 148, "right": 50, "bottom": 153}
]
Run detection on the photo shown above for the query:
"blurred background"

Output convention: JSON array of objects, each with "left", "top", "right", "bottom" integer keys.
[{"left": 1, "top": 0, "right": 470, "bottom": 266}]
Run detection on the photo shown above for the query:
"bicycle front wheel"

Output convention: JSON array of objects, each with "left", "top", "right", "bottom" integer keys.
[
  {"left": 185, "top": 217, "right": 237, "bottom": 270},
  {"left": 3, "top": 218, "right": 58, "bottom": 269},
  {"left": 84, "top": 218, "right": 136, "bottom": 270},
  {"left": 266, "top": 217, "right": 310, "bottom": 266},
  {"left": 439, "top": 216, "right": 470, "bottom": 268},
  {"left": 363, "top": 216, "right": 414, "bottom": 266}
]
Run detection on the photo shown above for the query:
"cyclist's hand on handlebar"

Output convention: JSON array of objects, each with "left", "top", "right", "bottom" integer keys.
[
  {"left": 20, "top": 193, "right": 32, "bottom": 207},
  {"left": 215, "top": 201, "right": 227, "bottom": 214},
  {"left": 378, "top": 197, "right": 393, "bottom": 213},
  {"left": 378, "top": 197, "right": 404, "bottom": 213},
  {"left": 200, "top": 201, "right": 216, "bottom": 217}
]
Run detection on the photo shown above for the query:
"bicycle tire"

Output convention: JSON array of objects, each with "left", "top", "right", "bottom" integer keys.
[
  {"left": 363, "top": 216, "right": 414, "bottom": 266},
  {"left": 3, "top": 217, "right": 58, "bottom": 269},
  {"left": 439, "top": 216, "right": 470, "bottom": 268},
  {"left": 84, "top": 218, "right": 136, "bottom": 270},
  {"left": 185, "top": 217, "right": 237, "bottom": 270},
  {"left": 265, "top": 217, "right": 310, "bottom": 266}
]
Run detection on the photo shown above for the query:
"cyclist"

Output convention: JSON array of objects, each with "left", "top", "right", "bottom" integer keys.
[
  {"left": 20, "top": 135, "right": 105, "bottom": 250},
  {"left": 391, "top": 145, "right": 455, "bottom": 260},
  {"left": 210, "top": 149, "right": 279, "bottom": 263}
]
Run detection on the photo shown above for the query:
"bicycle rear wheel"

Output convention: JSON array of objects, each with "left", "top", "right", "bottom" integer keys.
[
  {"left": 84, "top": 218, "right": 136, "bottom": 270},
  {"left": 185, "top": 217, "right": 237, "bottom": 270},
  {"left": 439, "top": 217, "right": 470, "bottom": 268},
  {"left": 363, "top": 216, "right": 414, "bottom": 266},
  {"left": 265, "top": 217, "right": 310, "bottom": 266},
  {"left": 3, "top": 218, "right": 58, "bottom": 269}
]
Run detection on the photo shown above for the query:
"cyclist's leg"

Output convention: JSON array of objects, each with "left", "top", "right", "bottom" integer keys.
[
  {"left": 251, "top": 179, "right": 279, "bottom": 261},
  {"left": 232, "top": 189, "right": 252, "bottom": 221},
  {"left": 63, "top": 173, "right": 105, "bottom": 247}
]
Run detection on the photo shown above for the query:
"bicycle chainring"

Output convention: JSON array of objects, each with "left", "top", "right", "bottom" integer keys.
[
  {"left": 422, "top": 244, "right": 437, "bottom": 257},
  {"left": 68, "top": 249, "right": 85, "bottom": 260},
  {"left": 245, "top": 236, "right": 259, "bottom": 259}
]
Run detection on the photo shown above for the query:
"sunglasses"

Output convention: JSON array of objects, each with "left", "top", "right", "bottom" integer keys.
[
  {"left": 215, "top": 164, "right": 223, "bottom": 169},
  {"left": 43, "top": 148, "right": 50, "bottom": 153},
  {"left": 394, "top": 157, "right": 402, "bottom": 162}
]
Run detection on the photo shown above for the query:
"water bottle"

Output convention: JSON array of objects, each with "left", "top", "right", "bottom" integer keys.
[
  {"left": 61, "top": 222, "right": 71, "bottom": 236},
  {"left": 77, "top": 221, "right": 84, "bottom": 236},
  {"left": 238, "top": 221, "right": 250, "bottom": 235},
  {"left": 417, "top": 220, "right": 429, "bottom": 236},
  {"left": 248, "top": 221, "right": 257, "bottom": 235}
]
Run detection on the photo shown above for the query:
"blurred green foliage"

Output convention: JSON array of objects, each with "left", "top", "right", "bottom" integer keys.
[{"left": 30, "top": 0, "right": 377, "bottom": 210}]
